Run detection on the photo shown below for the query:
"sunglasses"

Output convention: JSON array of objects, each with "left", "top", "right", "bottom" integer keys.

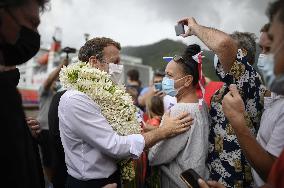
[
  {"left": 173, "top": 55, "right": 196, "bottom": 73},
  {"left": 173, "top": 55, "right": 185, "bottom": 63}
]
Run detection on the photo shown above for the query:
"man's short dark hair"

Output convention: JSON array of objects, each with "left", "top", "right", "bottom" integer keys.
[
  {"left": 230, "top": 31, "right": 257, "bottom": 64},
  {"left": 154, "top": 70, "right": 165, "bottom": 77},
  {"left": 78, "top": 37, "right": 121, "bottom": 62},
  {"left": 127, "top": 69, "right": 139, "bottom": 81},
  {"left": 260, "top": 23, "right": 271, "bottom": 33},
  {"left": 266, "top": 0, "right": 284, "bottom": 24},
  {"left": 0, "top": 0, "right": 50, "bottom": 11}
]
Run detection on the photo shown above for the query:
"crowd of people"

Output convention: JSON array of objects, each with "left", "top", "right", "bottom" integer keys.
[{"left": 1, "top": 0, "right": 284, "bottom": 188}]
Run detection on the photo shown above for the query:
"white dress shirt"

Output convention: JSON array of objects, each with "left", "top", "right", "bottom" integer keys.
[
  {"left": 252, "top": 93, "right": 284, "bottom": 187},
  {"left": 58, "top": 90, "right": 145, "bottom": 180}
]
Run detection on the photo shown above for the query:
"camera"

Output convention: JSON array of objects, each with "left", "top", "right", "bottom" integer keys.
[{"left": 62, "top": 47, "right": 76, "bottom": 54}]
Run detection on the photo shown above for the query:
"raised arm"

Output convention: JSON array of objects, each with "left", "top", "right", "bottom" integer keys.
[
  {"left": 178, "top": 17, "right": 238, "bottom": 73},
  {"left": 43, "top": 59, "right": 68, "bottom": 90}
]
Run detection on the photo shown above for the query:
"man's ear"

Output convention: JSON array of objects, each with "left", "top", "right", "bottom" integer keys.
[
  {"left": 89, "top": 55, "right": 99, "bottom": 67},
  {"left": 185, "top": 75, "right": 193, "bottom": 87}
]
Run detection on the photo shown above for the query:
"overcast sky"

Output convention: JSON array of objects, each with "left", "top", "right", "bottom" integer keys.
[{"left": 38, "top": 0, "right": 272, "bottom": 49}]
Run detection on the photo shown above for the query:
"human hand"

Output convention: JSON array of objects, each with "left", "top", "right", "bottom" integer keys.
[
  {"left": 102, "top": 183, "right": 117, "bottom": 188},
  {"left": 154, "top": 90, "right": 166, "bottom": 98},
  {"left": 222, "top": 84, "right": 246, "bottom": 126},
  {"left": 160, "top": 111, "right": 194, "bottom": 138},
  {"left": 198, "top": 179, "right": 225, "bottom": 188},
  {"left": 177, "top": 17, "right": 198, "bottom": 37},
  {"left": 26, "top": 117, "right": 41, "bottom": 138},
  {"left": 62, "top": 58, "right": 69, "bottom": 66}
]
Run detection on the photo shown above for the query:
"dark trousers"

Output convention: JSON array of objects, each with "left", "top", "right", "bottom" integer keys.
[{"left": 66, "top": 170, "right": 121, "bottom": 188}]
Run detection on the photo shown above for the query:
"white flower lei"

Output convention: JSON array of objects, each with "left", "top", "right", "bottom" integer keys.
[{"left": 59, "top": 61, "right": 141, "bottom": 181}]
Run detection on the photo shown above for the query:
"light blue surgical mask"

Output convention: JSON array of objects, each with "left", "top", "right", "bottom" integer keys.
[
  {"left": 258, "top": 53, "right": 274, "bottom": 86},
  {"left": 162, "top": 76, "right": 187, "bottom": 97},
  {"left": 261, "top": 40, "right": 284, "bottom": 95},
  {"left": 109, "top": 63, "right": 124, "bottom": 85},
  {"left": 257, "top": 54, "right": 267, "bottom": 74},
  {"left": 162, "top": 77, "right": 177, "bottom": 97}
]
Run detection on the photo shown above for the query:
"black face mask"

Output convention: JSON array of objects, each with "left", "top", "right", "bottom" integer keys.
[
  {"left": 1, "top": 26, "right": 40, "bottom": 66},
  {"left": 0, "top": 8, "right": 41, "bottom": 66}
]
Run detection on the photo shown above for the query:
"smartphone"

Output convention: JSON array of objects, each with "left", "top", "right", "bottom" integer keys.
[
  {"left": 180, "top": 169, "right": 203, "bottom": 188},
  {"left": 154, "top": 83, "right": 162, "bottom": 91},
  {"left": 175, "top": 23, "right": 185, "bottom": 36}
]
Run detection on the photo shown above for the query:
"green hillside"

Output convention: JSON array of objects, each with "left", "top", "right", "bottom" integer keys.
[{"left": 121, "top": 39, "right": 219, "bottom": 81}]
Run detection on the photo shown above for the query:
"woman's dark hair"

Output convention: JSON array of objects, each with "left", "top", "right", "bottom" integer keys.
[
  {"left": 146, "top": 96, "right": 164, "bottom": 118},
  {"left": 177, "top": 44, "right": 200, "bottom": 86}
]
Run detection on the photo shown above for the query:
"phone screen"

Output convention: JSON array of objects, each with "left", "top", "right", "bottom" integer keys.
[
  {"left": 175, "top": 23, "right": 185, "bottom": 36},
  {"left": 154, "top": 83, "right": 162, "bottom": 91},
  {"left": 180, "top": 169, "right": 202, "bottom": 188}
]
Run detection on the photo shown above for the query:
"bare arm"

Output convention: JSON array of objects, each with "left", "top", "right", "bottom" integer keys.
[
  {"left": 138, "top": 87, "right": 155, "bottom": 107},
  {"left": 143, "top": 123, "right": 158, "bottom": 132},
  {"left": 142, "top": 111, "right": 193, "bottom": 149},
  {"left": 138, "top": 87, "right": 164, "bottom": 107},
  {"left": 43, "top": 59, "right": 68, "bottom": 90},
  {"left": 222, "top": 84, "right": 276, "bottom": 181},
  {"left": 178, "top": 17, "right": 238, "bottom": 73},
  {"left": 232, "top": 117, "right": 276, "bottom": 181}
]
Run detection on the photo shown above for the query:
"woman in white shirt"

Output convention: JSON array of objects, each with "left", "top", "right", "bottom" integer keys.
[{"left": 148, "top": 44, "right": 209, "bottom": 188}]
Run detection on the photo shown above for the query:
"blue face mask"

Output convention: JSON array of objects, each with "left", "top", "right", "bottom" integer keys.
[
  {"left": 257, "top": 53, "right": 273, "bottom": 85},
  {"left": 257, "top": 54, "right": 266, "bottom": 75},
  {"left": 162, "top": 76, "right": 188, "bottom": 97},
  {"left": 261, "top": 53, "right": 284, "bottom": 95},
  {"left": 162, "top": 77, "right": 177, "bottom": 97},
  {"left": 259, "top": 40, "right": 284, "bottom": 95}
]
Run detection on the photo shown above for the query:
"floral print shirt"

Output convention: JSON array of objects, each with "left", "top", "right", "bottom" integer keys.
[{"left": 207, "top": 49, "right": 266, "bottom": 188}]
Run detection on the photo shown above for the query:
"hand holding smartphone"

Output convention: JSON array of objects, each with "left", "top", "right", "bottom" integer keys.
[
  {"left": 180, "top": 169, "right": 206, "bottom": 188},
  {"left": 154, "top": 82, "right": 162, "bottom": 91}
]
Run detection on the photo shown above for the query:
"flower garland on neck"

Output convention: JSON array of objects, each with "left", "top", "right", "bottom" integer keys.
[{"left": 59, "top": 61, "right": 141, "bottom": 181}]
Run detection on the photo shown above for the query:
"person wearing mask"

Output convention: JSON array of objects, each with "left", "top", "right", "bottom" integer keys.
[
  {"left": 0, "top": 0, "right": 48, "bottom": 187},
  {"left": 59, "top": 37, "right": 193, "bottom": 188},
  {"left": 148, "top": 45, "right": 210, "bottom": 188},
  {"left": 222, "top": 0, "right": 284, "bottom": 187},
  {"left": 138, "top": 70, "right": 177, "bottom": 113},
  {"left": 178, "top": 17, "right": 266, "bottom": 187}
]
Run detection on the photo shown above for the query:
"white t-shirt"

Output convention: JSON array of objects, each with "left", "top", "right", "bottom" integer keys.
[
  {"left": 163, "top": 95, "right": 177, "bottom": 112},
  {"left": 252, "top": 93, "right": 284, "bottom": 187}
]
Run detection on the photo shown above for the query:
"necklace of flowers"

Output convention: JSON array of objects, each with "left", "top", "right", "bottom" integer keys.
[{"left": 59, "top": 61, "right": 142, "bottom": 181}]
